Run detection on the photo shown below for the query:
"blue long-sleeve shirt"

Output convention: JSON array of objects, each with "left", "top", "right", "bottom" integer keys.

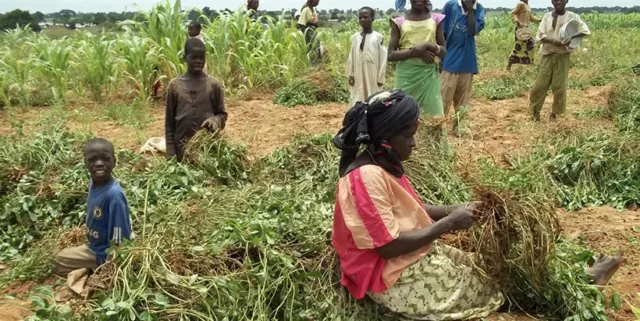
[
  {"left": 442, "top": 0, "right": 485, "bottom": 74},
  {"left": 86, "top": 179, "right": 132, "bottom": 265}
]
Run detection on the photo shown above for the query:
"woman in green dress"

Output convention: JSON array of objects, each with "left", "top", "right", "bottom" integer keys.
[{"left": 388, "top": 0, "right": 447, "bottom": 141}]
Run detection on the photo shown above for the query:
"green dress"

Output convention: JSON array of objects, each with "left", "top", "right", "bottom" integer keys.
[
  {"left": 392, "top": 15, "right": 448, "bottom": 145},
  {"left": 392, "top": 16, "right": 444, "bottom": 117}
]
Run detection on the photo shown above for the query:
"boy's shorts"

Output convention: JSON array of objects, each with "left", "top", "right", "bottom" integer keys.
[
  {"left": 52, "top": 245, "right": 98, "bottom": 277},
  {"left": 440, "top": 71, "right": 474, "bottom": 115}
]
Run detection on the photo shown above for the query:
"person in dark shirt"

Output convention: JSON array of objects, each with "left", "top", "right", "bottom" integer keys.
[
  {"left": 165, "top": 38, "right": 227, "bottom": 161},
  {"left": 52, "top": 138, "right": 133, "bottom": 276},
  {"left": 247, "top": 0, "right": 259, "bottom": 22}
]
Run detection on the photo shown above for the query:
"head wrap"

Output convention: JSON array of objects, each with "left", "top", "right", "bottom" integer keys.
[
  {"left": 395, "top": 0, "right": 433, "bottom": 11},
  {"left": 333, "top": 90, "right": 420, "bottom": 177}
]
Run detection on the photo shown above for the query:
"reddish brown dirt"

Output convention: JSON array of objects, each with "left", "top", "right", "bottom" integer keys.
[
  {"left": 449, "top": 87, "right": 614, "bottom": 163},
  {"left": 0, "top": 300, "right": 31, "bottom": 321},
  {"left": 560, "top": 207, "right": 640, "bottom": 320}
]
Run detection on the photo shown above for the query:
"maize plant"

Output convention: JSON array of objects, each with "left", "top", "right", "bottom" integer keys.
[
  {"left": 73, "top": 33, "right": 120, "bottom": 101},
  {"left": 117, "top": 33, "right": 164, "bottom": 102},
  {"left": 121, "top": 0, "right": 187, "bottom": 82},
  {"left": 28, "top": 37, "right": 73, "bottom": 104},
  {"left": 0, "top": 50, "right": 38, "bottom": 107}
]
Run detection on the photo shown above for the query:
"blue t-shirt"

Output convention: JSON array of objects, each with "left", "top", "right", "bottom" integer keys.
[
  {"left": 86, "top": 179, "right": 132, "bottom": 265},
  {"left": 442, "top": 0, "right": 485, "bottom": 74}
]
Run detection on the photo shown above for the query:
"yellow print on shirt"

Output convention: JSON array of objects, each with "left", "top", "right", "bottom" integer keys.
[
  {"left": 86, "top": 227, "right": 99, "bottom": 239},
  {"left": 93, "top": 206, "right": 103, "bottom": 219}
]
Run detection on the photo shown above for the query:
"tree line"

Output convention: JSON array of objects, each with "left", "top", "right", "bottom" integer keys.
[{"left": 2, "top": 5, "right": 639, "bottom": 33}]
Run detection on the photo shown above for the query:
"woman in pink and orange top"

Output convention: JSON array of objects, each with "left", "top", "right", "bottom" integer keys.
[{"left": 331, "top": 90, "right": 503, "bottom": 320}]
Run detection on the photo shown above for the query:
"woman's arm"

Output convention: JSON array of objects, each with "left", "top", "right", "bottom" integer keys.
[
  {"left": 376, "top": 208, "right": 474, "bottom": 259},
  {"left": 425, "top": 203, "right": 468, "bottom": 221},
  {"left": 387, "top": 22, "right": 413, "bottom": 62},
  {"left": 435, "top": 23, "right": 447, "bottom": 58}
]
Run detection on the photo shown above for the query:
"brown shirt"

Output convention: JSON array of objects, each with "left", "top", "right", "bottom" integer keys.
[
  {"left": 165, "top": 75, "right": 227, "bottom": 161},
  {"left": 511, "top": 2, "right": 540, "bottom": 27}
]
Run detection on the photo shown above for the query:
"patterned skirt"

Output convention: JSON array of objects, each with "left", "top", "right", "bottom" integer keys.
[
  {"left": 369, "top": 242, "right": 504, "bottom": 320},
  {"left": 509, "top": 27, "right": 535, "bottom": 65}
]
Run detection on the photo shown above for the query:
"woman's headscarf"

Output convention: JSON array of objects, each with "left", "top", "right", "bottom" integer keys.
[{"left": 333, "top": 90, "right": 420, "bottom": 177}]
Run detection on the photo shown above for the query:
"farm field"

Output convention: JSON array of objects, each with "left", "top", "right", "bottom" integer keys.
[{"left": 1, "top": 1, "right": 640, "bottom": 320}]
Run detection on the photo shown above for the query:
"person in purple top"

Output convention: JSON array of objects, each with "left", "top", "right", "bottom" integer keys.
[
  {"left": 441, "top": 0, "right": 485, "bottom": 136},
  {"left": 52, "top": 138, "right": 132, "bottom": 276}
]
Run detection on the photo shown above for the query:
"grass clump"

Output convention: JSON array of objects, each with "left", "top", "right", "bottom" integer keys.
[
  {"left": 273, "top": 68, "right": 349, "bottom": 107},
  {"left": 608, "top": 77, "right": 640, "bottom": 132},
  {"left": 473, "top": 71, "right": 534, "bottom": 100}
]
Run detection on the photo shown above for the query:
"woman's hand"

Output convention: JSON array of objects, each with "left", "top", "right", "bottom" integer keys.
[
  {"left": 421, "top": 50, "right": 436, "bottom": 63},
  {"left": 443, "top": 207, "right": 475, "bottom": 231},
  {"left": 410, "top": 42, "right": 432, "bottom": 57}
]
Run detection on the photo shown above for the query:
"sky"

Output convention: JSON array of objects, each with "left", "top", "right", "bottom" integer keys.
[{"left": 1, "top": 0, "right": 637, "bottom": 14}]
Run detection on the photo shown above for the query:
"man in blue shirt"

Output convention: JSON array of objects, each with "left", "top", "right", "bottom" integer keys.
[
  {"left": 441, "top": 0, "right": 485, "bottom": 136},
  {"left": 52, "top": 138, "right": 132, "bottom": 276}
]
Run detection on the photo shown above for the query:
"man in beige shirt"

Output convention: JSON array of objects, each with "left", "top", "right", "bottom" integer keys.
[{"left": 529, "top": 0, "right": 590, "bottom": 122}]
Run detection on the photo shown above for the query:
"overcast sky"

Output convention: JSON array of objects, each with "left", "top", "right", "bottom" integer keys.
[{"left": 1, "top": 0, "right": 637, "bottom": 14}]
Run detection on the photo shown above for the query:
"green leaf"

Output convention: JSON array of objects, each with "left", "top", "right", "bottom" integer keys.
[
  {"left": 116, "top": 301, "right": 131, "bottom": 309},
  {"left": 610, "top": 292, "right": 622, "bottom": 310},
  {"left": 101, "top": 298, "right": 116, "bottom": 310},
  {"left": 306, "top": 271, "right": 322, "bottom": 278},
  {"left": 632, "top": 305, "right": 640, "bottom": 319},
  {"left": 188, "top": 274, "right": 198, "bottom": 285},
  {"left": 166, "top": 273, "right": 181, "bottom": 285},
  {"left": 155, "top": 292, "right": 169, "bottom": 309},
  {"left": 140, "top": 312, "right": 155, "bottom": 321}
]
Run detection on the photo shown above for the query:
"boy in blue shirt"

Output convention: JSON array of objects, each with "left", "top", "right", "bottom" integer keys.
[
  {"left": 52, "top": 138, "right": 132, "bottom": 276},
  {"left": 441, "top": 0, "right": 485, "bottom": 136}
]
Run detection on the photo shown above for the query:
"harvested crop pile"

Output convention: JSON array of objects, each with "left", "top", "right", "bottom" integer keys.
[
  {"left": 468, "top": 188, "right": 560, "bottom": 290},
  {"left": 463, "top": 188, "right": 612, "bottom": 320},
  {"left": 273, "top": 67, "right": 349, "bottom": 107},
  {"left": 182, "top": 130, "right": 251, "bottom": 186}
]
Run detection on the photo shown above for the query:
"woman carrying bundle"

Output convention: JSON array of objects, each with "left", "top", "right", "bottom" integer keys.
[
  {"left": 507, "top": 0, "right": 540, "bottom": 70},
  {"left": 330, "top": 90, "right": 624, "bottom": 320},
  {"left": 297, "top": 0, "right": 323, "bottom": 64},
  {"left": 388, "top": 0, "right": 447, "bottom": 143}
]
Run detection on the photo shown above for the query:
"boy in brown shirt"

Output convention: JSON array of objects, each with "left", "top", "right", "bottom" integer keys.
[{"left": 165, "top": 38, "right": 227, "bottom": 161}]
